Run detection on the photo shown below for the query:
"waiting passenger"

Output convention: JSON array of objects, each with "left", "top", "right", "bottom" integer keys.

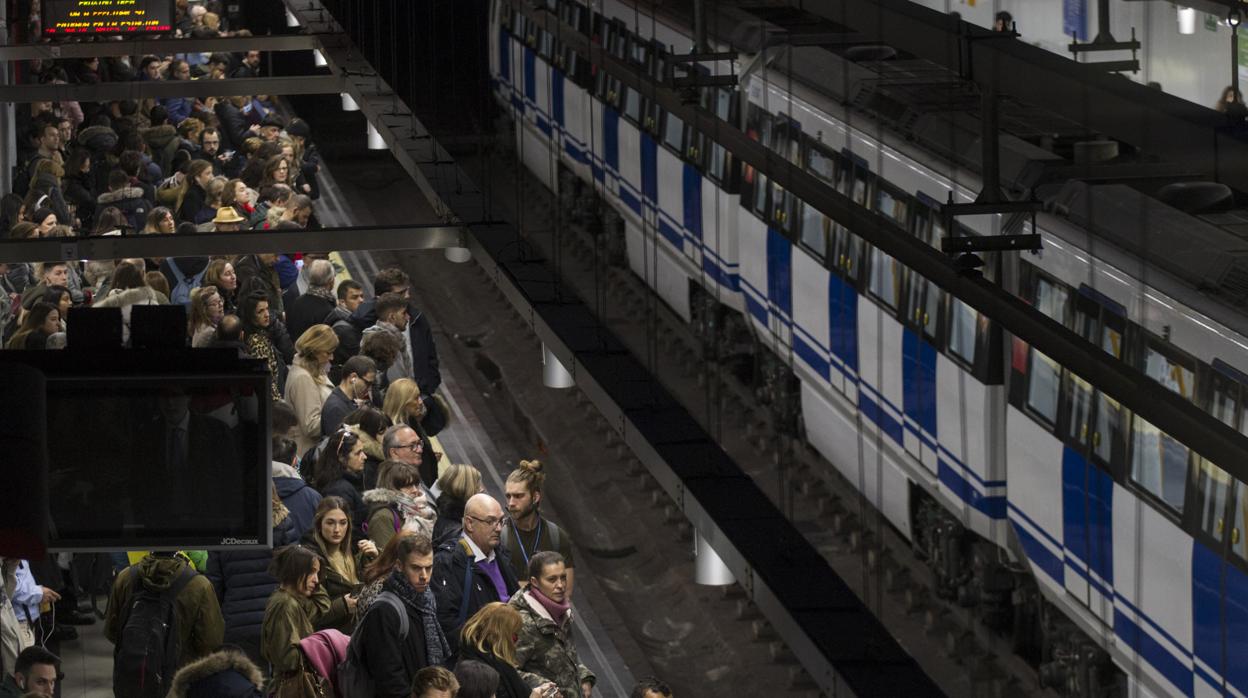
[
  {"left": 259, "top": 545, "right": 322, "bottom": 693},
  {"left": 166, "top": 647, "right": 264, "bottom": 698},
  {"left": 458, "top": 602, "right": 556, "bottom": 698},
  {"left": 432, "top": 493, "right": 519, "bottom": 652},
  {"left": 205, "top": 486, "right": 299, "bottom": 665},
  {"left": 433, "top": 464, "right": 484, "bottom": 545},
  {"left": 454, "top": 660, "right": 501, "bottom": 698},
  {"left": 326, "top": 279, "right": 365, "bottom": 370},
  {"left": 239, "top": 289, "right": 283, "bottom": 401},
  {"left": 320, "top": 355, "right": 377, "bottom": 438},
  {"left": 410, "top": 666, "right": 460, "bottom": 698},
  {"left": 1, "top": 646, "right": 59, "bottom": 697},
  {"left": 501, "top": 460, "right": 576, "bottom": 597},
  {"left": 510, "top": 552, "right": 594, "bottom": 698},
  {"left": 631, "top": 677, "right": 674, "bottom": 698},
  {"left": 349, "top": 532, "right": 449, "bottom": 698},
  {"left": 1217, "top": 85, "right": 1245, "bottom": 113},
  {"left": 992, "top": 10, "right": 1012, "bottom": 32},
  {"left": 311, "top": 426, "right": 369, "bottom": 541},
  {"left": 202, "top": 258, "right": 239, "bottom": 315},
  {"left": 4, "top": 301, "right": 59, "bottom": 350},
  {"left": 343, "top": 406, "right": 391, "bottom": 489},
  {"left": 363, "top": 291, "right": 414, "bottom": 387},
  {"left": 286, "top": 324, "right": 339, "bottom": 455},
  {"left": 104, "top": 552, "right": 224, "bottom": 687},
  {"left": 365, "top": 460, "right": 436, "bottom": 550},
  {"left": 382, "top": 379, "right": 443, "bottom": 486},
  {"left": 272, "top": 434, "right": 322, "bottom": 538},
  {"left": 286, "top": 259, "right": 337, "bottom": 341},
  {"left": 302, "top": 495, "right": 378, "bottom": 633},
  {"left": 379, "top": 424, "right": 437, "bottom": 509},
  {"left": 188, "top": 285, "right": 224, "bottom": 347}
]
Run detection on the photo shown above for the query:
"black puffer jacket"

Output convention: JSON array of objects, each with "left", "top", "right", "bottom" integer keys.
[{"left": 205, "top": 511, "right": 299, "bottom": 665}]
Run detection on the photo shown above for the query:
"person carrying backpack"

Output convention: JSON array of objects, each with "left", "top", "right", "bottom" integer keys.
[
  {"left": 104, "top": 552, "right": 224, "bottom": 698},
  {"left": 160, "top": 254, "right": 209, "bottom": 307},
  {"left": 339, "top": 532, "right": 448, "bottom": 698}
]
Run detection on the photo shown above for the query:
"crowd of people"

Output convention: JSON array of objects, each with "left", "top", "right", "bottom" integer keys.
[{"left": 0, "top": 6, "right": 676, "bottom": 697}]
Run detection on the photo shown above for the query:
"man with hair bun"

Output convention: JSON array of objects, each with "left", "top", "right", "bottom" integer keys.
[{"left": 501, "top": 460, "right": 576, "bottom": 596}]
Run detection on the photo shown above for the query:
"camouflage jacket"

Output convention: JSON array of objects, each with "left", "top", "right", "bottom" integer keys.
[{"left": 509, "top": 590, "right": 594, "bottom": 698}]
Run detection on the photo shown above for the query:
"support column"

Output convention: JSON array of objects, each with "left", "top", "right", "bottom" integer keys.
[{"left": 0, "top": 0, "right": 14, "bottom": 198}]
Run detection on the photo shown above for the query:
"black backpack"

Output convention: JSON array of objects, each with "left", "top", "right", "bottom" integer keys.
[{"left": 112, "top": 564, "right": 195, "bottom": 698}]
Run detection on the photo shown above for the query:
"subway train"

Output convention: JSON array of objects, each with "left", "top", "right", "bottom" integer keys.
[{"left": 486, "top": 0, "right": 1248, "bottom": 695}]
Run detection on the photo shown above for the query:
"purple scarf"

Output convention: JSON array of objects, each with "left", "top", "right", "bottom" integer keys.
[{"left": 527, "top": 586, "right": 570, "bottom": 626}]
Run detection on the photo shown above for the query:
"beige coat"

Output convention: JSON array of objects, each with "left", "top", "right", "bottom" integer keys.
[{"left": 285, "top": 362, "right": 332, "bottom": 455}]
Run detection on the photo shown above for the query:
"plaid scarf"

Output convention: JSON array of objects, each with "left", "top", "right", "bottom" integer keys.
[{"left": 383, "top": 569, "right": 450, "bottom": 667}]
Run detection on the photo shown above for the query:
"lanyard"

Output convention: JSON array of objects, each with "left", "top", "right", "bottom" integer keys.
[{"left": 511, "top": 518, "right": 543, "bottom": 567}]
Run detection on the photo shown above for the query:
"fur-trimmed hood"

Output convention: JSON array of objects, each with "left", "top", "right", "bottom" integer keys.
[
  {"left": 362, "top": 487, "right": 404, "bottom": 506},
  {"left": 167, "top": 649, "right": 263, "bottom": 698},
  {"left": 357, "top": 429, "right": 385, "bottom": 462},
  {"left": 91, "top": 285, "right": 168, "bottom": 308},
  {"left": 141, "top": 123, "right": 178, "bottom": 149},
  {"left": 77, "top": 124, "right": 118, "bottom": 152},
  {"left": 96, "top": 186, "right": 146, "bottom": 204}
]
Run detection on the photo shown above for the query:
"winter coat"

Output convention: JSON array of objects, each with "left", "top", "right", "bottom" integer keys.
[
  {"left": 104, "top": 555, "right": 225, "bottom": 668},
  {"left": 349, "top": 580, "right": 431, "bottom": 698},
  {"left": 433, "top": 493, "right": 467, "bottom": 547},
  {"left": 63, "top": 171, "right": 95, "bottom": 223},
  {"left": 78, "top": 125, "right": 119, "bottom": 196},
  {"left": 178, "top": 182, "right": 213, "bottom": 225},
  {"left": 28, "top": 170, "right": 72, "bottom": 226},
  {"left": 363, "top": 321, "right": 414, "bottom": 385},
  {"left": 320, "top": 386, "right": 357, "bottom": 437},
  {"left": 300, "top": 531, "right": 367, "bottom": 633},
  {"left": 351, "top": 299, "right": 442, "bottom": 394},
  {"left": 431, "top": 538, "right": 519, "bottom": 652},
  {"left": 275, "top": 471, "right": 321, "bottom": 540},
  {"left": 142, "top": 124, "right": 182, "bottom": 178},
  {"left": 285, "top": 363, "right": 333, "bottom": 456},
  {"left": 457, "top": 641, "right": 530, "bottom": 698},
  {"left": 361, "top": 487, "right": 434, "bottom": 550},
  {"left": 325, "top": 305, "right": 362, "bottom": 374},
  {"left": 510, "top": 590, "right": 595, "bottom": 698},
  {"left": 318, "top": 470, "right": 368, "bottom": 543},
  {"left": 214, "top": 101, "right": 250, "bottom": 152},
  {"left": 357, "top": 431, "right": 386, "bottom": 491},
  {"left": 205, "top": 512, "right": 299, "bottom": 665},
  {"left": 259, "top": 588, "right": 316, "bottom": 679},
  {"left": 234, "top": 254, "right": 285, "bottom": 316},
  {"left": 285, "top": 290, "right": 336, "bottom": 343},
  {"left": 96, "top": 186, "right": 152, "bottom": 232},
  {"left": 167, "top": 648, "right": 264, "bottom": 698}
]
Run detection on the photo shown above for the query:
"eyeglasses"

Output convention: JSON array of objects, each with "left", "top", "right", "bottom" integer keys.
[
  {"left": 467, "top": 514, "right": 509, "bottom": 529},
  {"left": 394, "top": 441, "right": 423, "bottom": 452}
]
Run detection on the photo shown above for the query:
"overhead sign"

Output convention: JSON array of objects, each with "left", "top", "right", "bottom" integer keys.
[{"left": 43, "top": 0, "right": 175, "bottom": 35}]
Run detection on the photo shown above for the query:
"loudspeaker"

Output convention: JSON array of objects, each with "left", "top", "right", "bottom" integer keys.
[
  {"left": 66, "top": 306, "right": 122, "bottom": 350},
  {"left": 131, "top": 304, "right": 188, "bottom": 350}
]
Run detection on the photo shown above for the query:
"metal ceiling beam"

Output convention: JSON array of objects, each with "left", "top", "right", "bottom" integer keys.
[
  {"left": 511, "top": 5, "right": 1248, "bottom": 481},
  {"left": 0, "top": 224, "right": 465, "bottom": 264},
  {"left": 801, "top": 0, "right": 1248, "bottom": 193},
  {"left": 0, "top": 33, "right": 345, "bottom": 61},
  {"left": 0, "top": 74, "right": 344, "bottom": 102}
]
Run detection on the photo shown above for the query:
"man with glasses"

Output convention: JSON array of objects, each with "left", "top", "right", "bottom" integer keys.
[
  {"left": 375, "top": 426, "right": 436, "bottom": 516},
  {"left": 321, "top": 355, "right": 377, "bottom": 437},
  {"left": 432, "top": 493, "right": 519, "bottom": 653}
]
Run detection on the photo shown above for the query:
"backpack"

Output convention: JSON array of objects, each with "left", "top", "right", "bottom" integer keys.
[
  {"left": 112, "top": 564, "right": 195, "bottom": 698},
  {"left": 165, "top": 258, "right": 205, "bottom": 307},
  {"left": 337, "top": 591, "right": 409, "bottom": 698}
]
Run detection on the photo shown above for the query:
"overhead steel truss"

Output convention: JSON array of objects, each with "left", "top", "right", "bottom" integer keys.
[
  {"left": 0, "top": 225, "right": 466, "bottom": 264},
  {"left": 0, "top": 74, "right": 344, "bottom": 102}
]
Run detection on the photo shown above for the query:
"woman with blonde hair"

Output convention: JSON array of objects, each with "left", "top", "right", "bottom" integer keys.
[
  {"left": 286, "top": 324, "right": 338, "bottom": 454},
  {"left": 459, "top": 602, "right": 554, "bottom": 698},
  {"left": 381, "top": 377, "right": 445, "bottom": 485},
  {"left": 188, "top": 285, "right": 224, "bottom": 347},
  {"left": 432, "top": 463, "right": 484, "bottom": 545}
]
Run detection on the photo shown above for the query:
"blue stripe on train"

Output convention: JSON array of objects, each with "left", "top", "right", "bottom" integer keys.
[
  {"left": 1115, "top": 611, "right": 1194, "bottom": 697},
  {"left": 938, "top": 460, "right": 1005, "bottom": 518},
  {"left": 859, "top": 391, "right": 904, "bottom": 445}
]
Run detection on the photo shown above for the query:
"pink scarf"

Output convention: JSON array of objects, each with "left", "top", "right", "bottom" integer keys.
[{"left": 527, "top": 586, "right": 570, "bottom": 626}]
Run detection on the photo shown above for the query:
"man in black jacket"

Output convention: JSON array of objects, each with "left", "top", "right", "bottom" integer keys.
[
  {"left": 431, "top": 494, "right": 519, "bottom": 652},
  {"left": 319, "top": 355, "right": 376, "bottom": 439},
  {"left": 285, "top": 259, "right": 336, "bottom": 341},
  {"left": 349, "top": 267, "right": 442, "bottom": 395},
  {"left": 351, "top": 534, "right": 449, "bottom": 698}
]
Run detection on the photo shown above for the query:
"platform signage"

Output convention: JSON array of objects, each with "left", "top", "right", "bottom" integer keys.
[
  {"left": 43, "top": 0, "right": 175, "bottom": 35},
  {"left": 1063, "top": 0, "right": 1087, "bottom": 40}
]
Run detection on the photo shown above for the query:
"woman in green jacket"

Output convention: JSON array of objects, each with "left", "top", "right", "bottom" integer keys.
[{"left": 260, "top": 545, "right": 321, "bottom": 689}]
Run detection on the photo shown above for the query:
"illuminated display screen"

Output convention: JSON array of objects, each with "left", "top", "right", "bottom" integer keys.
[{"left": 43, "top": 0, "right": 175, "bottom": 35}]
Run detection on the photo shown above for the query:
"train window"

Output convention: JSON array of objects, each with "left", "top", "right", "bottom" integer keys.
[
  {"left": 876, "top": 186, "right": 908, "bottom": 225},
  {"left": 1128, "top": 342, "right": 1195, "bottom": 514},
  {"left": 1026, "top": 350, "right": 1061, "bottom": 424},
  {"left": 840, "top": 233, "right": 864, "bottom": 283},
  {"left": 750, "top": 115, "right": 773, "bottom": 219},
  {"left": 623, "top": 88, "right": 642, "bottom": 122},
  {"left": 867, "top": 247, "right": 899, "bottom": 309},
  {"left": 807, "top": 145, "right": 835, "bottom": 184},
  {"left": 798, "top": 205, "right": 827, "bottom": 260},
  {"left": 1034, "top": 277, "right": 1071, "bottom": 326},
  {"left": 662, "top": 112, "right": 685, "bottom": 151},
  {"left": 949, "top": 298, "right": 978, "bottom": 365},
  {"left": 1231, "top": 484, "right": 1248, "bottom": 561},
  {"left": 1195, "top": 461, "right": 1234, "bottom": 543},
  {"left": 539, "top": 30, "right": 555, "bottom": 59},
  {"left": 629, "top": 38, "right": 648, "bottom": 65}
]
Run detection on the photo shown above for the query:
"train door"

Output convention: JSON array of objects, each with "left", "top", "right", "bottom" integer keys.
[
  {"left": 695, "top": 86, "right": 740, "bottom": 303},
  {"left": 791, "top": 136, "right": 836, "bottom": 387},
  {"left": 1190, "top": 362, "right": 1248, "bottom": 697},
  {"left": 738, "top": 105, "right": 774, "bottom": 338},
  {"left": 762, "top": 118, "right": 800, "bottom": 349},
  {"left": 901, "top": 200, "right": 943, "bottom": 476},
  {"left": 1056, "top": 287, "right": 1126, "bottom": 622},
  {"left": 827, "top": 152, "right": 866, "bottom": 404}
]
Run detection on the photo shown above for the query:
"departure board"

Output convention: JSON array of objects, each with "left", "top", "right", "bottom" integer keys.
[{"left": 43, "top": 0, "right": 175, "bottom": 35}]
